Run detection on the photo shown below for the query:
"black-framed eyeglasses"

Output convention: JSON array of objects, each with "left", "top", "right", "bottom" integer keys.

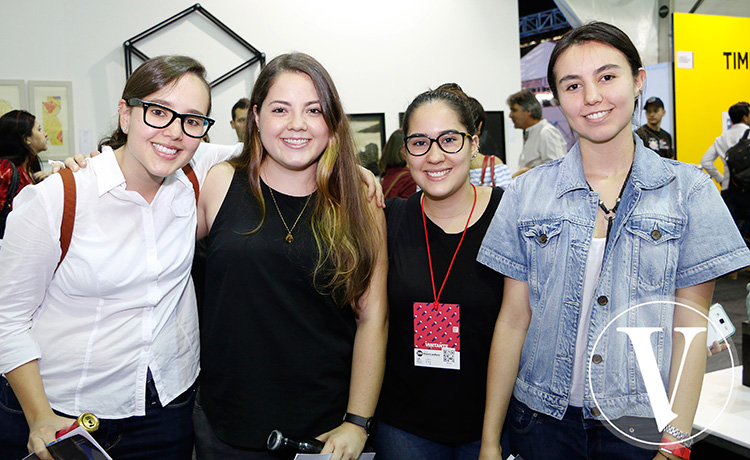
[
  {"left": 403, "top": 132, "right": 472, "bottom": 156},
  {"left": 127, "top": 98, "right": 215, "bottom": 139}
]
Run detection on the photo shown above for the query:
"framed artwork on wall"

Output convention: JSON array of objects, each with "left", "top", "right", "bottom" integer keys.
[
  {"left": 348, "top": 113, "right": 386, "bottom": 175},
  {"left": 28, "top": 81, "right": 75, "bottom": 161},
  {"left": 0, "top": 80, "right": 27, "bottom": 117}
]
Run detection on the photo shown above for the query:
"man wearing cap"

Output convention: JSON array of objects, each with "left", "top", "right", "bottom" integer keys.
[{"left": 635, "top": 97, "right": 674, "bottom": 159}]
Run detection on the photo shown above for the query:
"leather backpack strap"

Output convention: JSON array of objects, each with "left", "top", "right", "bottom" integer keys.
[
  {"left": 182, "top": 164, "right": 199, "bottom": 203},
  {"left": 56, "top": 168, "right": 76, "bottom": 271},
  {"left": 481, "top": 155, "right": 490, "bottom": 185},
  {"left": 489, "top": 156, "right": 496, "bottom": 187},
  {"left": 384, "top": 170, "right": 410, "bottom": 198}
]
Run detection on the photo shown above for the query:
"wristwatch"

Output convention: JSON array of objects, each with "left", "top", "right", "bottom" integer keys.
[{"left": 343, "top": 412, "right": 374, "bottom": 436}]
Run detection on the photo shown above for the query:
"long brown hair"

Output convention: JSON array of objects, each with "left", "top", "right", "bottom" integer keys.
[{"left": 231, "top": 52, "right": 378, "bottom": 312}]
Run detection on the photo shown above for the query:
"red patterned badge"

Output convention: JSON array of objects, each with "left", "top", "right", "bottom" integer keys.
[{"left": 413, "top": 302, "right": 460, "bottom": 370}]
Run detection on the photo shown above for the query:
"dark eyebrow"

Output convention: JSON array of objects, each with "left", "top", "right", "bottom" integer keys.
[
  {"left": 406, "top": 129, "right": 463, "bottom": 138},
  {"left": 557, "top": 63, "right": 623, "bottom": 86},
  {"left": 267, "top": 100, "right": 321, "bottom": 107}
]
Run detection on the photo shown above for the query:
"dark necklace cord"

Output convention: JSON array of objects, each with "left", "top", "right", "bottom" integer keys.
[{"left": 587, "top": 164, "right": 633, "bottom": 242}]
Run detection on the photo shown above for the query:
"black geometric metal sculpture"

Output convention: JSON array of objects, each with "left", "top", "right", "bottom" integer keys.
[{"left": 123, "top": 3, "right": 265, "bottom": 87}]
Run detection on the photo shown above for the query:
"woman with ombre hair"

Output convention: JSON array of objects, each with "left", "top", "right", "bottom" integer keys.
[{"left": 194, "top": 52, "right": 387, "bottom": 460}]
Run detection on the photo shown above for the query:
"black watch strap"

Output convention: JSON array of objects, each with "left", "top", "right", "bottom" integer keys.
[{"left": 343, "top": 412, "right": 372, "bottom": 435}]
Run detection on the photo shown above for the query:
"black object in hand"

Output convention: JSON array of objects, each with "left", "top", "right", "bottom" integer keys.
[{"left": 267, "top": 429, "right": 325, "bottom": 454}]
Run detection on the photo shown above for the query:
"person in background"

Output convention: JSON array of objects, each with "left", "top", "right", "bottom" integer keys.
[
  {"left": 701, "top": 101, "right": 750, "bottom": 241},
  {"left": 375, "top": 84, "right": 504, "bottom": 460},
  {"left": 230, "top": 97, "right": 251, "bottom": 143},
  {"left": 0, "top": 55, "right": 236, "bottom": 460},
  {"left": 634, "top": 96, "right": 674, "bottom": 159},
  {"left": 465, "top": 95, "right": 511, "bottom": 189},
  {"left": 379, "top": 128, "right": 416, "bottom": 199},
  {"left": 194, "top": 52, "right": 387, "bottom": 460},
  {"left": 0, "top": 110, "right": 49, "bottom": 241},
  {"left": 507, "top": 89, "right": 567, "bottom": 177},
  {"left": 359, "top": 142, "right": 381, "bottom": 176},
  {"left": 478, "top": 22, "right": 749, "bottom": 460}
]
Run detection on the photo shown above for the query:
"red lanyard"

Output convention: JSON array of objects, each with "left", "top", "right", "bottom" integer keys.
[{"left": 421, "top": 184, "right": 477, "bottom": 311}]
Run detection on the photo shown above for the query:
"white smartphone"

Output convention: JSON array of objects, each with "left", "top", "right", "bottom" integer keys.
[{"left": 706, "top": 303, "right": 736, "bottom": 347}]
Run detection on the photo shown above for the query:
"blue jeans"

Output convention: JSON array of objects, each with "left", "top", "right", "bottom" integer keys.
[
  {"left": 373, "top": 421, "right": 482, "bottom": 460},
  {"left": 0, "top": 376, "right": 195, "bottom": 460},
  {"left": 507, "top": 396, "right": 658, "bottom": 460}
]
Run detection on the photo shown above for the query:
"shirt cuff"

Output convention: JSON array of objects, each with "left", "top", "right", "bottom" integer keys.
[{"left": 0, "top": 331, "right": 42, "bottom": 375}]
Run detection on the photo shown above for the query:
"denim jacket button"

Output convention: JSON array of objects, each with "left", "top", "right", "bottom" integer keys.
[
  {"left": 539, "top": 234, "right": 548, "bottom": 244},
  {"left": 597, "top": 295, "right": 608, "bottom": 306},
  {"left": 651, "top": 229, "right": 662, "bottom": 240},
  {"left": 590, "top": 407, "right": 601, "bottom": 416},
  {"left": 592, "top": 354, "right": 603, "bottom": 364}
]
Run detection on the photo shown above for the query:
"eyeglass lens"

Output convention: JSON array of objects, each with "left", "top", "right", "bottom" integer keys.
[{"left": 142, "top": 105, "right": 210, "bottom": 138}]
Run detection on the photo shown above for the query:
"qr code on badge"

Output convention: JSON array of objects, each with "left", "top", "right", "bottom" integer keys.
[{"left": 443, "top": 347, "right": 455, "bottom": 364}]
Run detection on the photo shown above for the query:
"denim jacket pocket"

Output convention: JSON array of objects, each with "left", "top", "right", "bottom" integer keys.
[
  {"left": 625, "top": 216, "right": 683, "bottom": 245},
  {"left": 521, "top": 220, "right": 563, "bottom": 248},
  {"left": 624, "top": 216, "right": 684, "bottom": 290},
  {"left": 520, "top": 219, "right": 564, "bottom": 286}
]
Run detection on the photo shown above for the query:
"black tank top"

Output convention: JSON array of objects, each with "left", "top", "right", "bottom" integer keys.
[
  {"left": 378, "top": 187, "right": 504, "bottom": 443},
  {"left": 199, "top": 169, "right": 356, "bottom": 449}
]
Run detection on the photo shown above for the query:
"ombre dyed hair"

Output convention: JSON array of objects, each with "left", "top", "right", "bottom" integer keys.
[{"left": 231, "top": 52, "right": 378, "bottom": 312}]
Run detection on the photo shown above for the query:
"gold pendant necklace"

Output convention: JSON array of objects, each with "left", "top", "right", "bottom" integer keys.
[{"left": 268, "top": 187, "right": 313, "bottom": 243}]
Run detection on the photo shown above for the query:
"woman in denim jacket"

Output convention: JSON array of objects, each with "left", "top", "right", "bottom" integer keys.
[{"left": 477, "top": 22, "right": 750, "bottom": 460}]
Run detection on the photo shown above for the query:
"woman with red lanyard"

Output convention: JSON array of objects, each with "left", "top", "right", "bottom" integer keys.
[{"left": 374, "top": 84, "right": 505, "bottom": 459}]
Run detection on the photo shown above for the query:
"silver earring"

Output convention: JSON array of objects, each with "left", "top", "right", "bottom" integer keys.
[{"left": 121, "top": 125, "right": 128, "bottom": 133}]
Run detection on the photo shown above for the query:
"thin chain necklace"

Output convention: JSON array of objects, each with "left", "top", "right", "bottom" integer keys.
[{"left": 268, "top": 187, "right": 313, "bottom": 243}]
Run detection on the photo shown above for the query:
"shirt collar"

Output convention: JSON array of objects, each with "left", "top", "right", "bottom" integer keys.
[
  {"left": 91, "top": 146, "right": 196, "bottom": 198},
  {"left": 91, "top": 146, "right": 127, "bottom": 197},
  {"left": 555, "top": 133, "right": 675, "bottom": 198},
  {"left": 525, "top": 118, "right": 546, "bottom": 135}
]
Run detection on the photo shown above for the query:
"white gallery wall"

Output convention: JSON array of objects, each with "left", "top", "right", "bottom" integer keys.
[{"left": 0, "top": 0, "right": 525, "bottom": 168}]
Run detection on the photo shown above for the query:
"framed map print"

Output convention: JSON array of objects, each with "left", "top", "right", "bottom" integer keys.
[{"left": 28, "top": 81, "right": 75, "bottom": 160}]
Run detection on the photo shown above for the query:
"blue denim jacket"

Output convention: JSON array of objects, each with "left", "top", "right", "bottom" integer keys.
[{"left": 478, "top": 137, "right": 750, "bottom": 421}]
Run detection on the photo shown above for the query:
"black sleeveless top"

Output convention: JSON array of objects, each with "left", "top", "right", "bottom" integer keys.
[
  {"left": 378, "top": 188, "right": 504, "bottom": 443},
  {"left": 199, "top": 170, "right": 356, "bottom": 449}
]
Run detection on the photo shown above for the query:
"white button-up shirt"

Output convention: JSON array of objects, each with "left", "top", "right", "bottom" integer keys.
[
  {"left": 0, "top": 143, "right": 240, "bottom": 418},
  {"left": 700, "top": 122, "right": 750, "bottom": 190},
  {"left": 517, "top": 118, "right": 568, "bottom": 169}
]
